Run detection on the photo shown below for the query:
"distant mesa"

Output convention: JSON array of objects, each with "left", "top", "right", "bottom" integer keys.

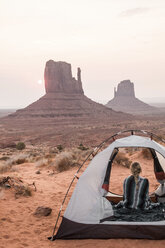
[
  {"left": 106, "top": 80, "right": 156, "bottom": 114},
  {"left": 9, "top": 60, "right": 130, "bottom": 119}
]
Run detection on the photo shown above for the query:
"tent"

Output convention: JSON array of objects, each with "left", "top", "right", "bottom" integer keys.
[{"left": 50, "top": 130, "right": 165, "bottom": 240}]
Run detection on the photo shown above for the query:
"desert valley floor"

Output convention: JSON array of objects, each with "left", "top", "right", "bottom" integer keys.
[
  {"left": 1, "top": 145, "right": 165, "bottom": 248},
  {"left": 1, "top": 109, "right": 165, "bottom": 248}
]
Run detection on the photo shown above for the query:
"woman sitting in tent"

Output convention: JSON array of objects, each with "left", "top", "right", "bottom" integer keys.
[
  {"left": 101, "top": 163, "right": 162, "bottom": 223},
  {"left": 116, "top": 162, "right": 150, "bottom": 209}
]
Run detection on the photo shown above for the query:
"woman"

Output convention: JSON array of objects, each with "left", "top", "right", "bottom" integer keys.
[{"left": 116, "top": 162, "right": 150, "bottom": 209}]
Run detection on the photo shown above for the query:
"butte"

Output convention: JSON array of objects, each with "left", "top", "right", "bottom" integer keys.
[{"left": 106, "top": 80, "right": 156, "bottom": 114}]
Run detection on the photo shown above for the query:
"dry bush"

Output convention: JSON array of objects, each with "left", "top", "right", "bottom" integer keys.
[
  {"left": 6, "top": 154, "right": 29, "bottom": 166},
  {"left": 77, "top": 143, "right": 89, "bottom": 151},
  {"left": 114, "top": 152, "right": 132, "bottom": 168},
  {"left": 55, "top": 151, "right": 79, "bottom": 172},
  {"left": 0, "top": 154, "right": 31, "bottom": 173},
  {"left": 71, "top": 148, "right": 92, "bottom": 162},
  {"left": 35, "top": 155, "right": 55, "bottom": 167},
  {"left": 0, "top": 156, "right": 10, "bottom": 161},
  {"left": 35, "top": 158, "right": 49, "bottom": 167},
  {"left": 0, "top": 162, "right": 12, "bottom": 173},
  {"left": 34, "top": 148, "right": 92, "bottom": 171},
  {"left": 141, "top": 148, "right": 152, "bottom": 160}
]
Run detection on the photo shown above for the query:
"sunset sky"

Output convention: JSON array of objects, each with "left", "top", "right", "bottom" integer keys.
[{"left": 0, "top": 0, "right": 165, "bottom": 108}]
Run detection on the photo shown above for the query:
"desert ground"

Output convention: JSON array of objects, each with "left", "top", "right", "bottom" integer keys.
[
  {"left": 1, "top": 109, "right": 165, "bottom": 248},
  {"left": 1, "top": 111, "right": 165, "bottom": 148},
  {"left": 1, "top": 144, "right": 165, "bottom": 248}
]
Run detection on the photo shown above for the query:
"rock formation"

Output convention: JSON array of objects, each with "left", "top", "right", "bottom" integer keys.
[
  {"left": 114, "top": 80, "right": 135, "bottom": 98},
  {"left": 106, "top": 80, "right": 156, "bottom": 114},
  {"left": 44, "top": 60, "right": 83, "bottom": 94},
  {"left": 10, "top": 60, "right": 130, "bottom": 120}
]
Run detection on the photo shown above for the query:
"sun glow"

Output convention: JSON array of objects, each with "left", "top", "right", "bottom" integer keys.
[{"left": 38, "top": 79, "right": 42, "bottom": 84}]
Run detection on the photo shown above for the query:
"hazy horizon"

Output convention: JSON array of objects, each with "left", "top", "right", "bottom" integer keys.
[
  {"left": 0, "top": 96, "right": 165, "bottom": 110},
  {"left": 0, "top": 0, "right": 165, "bottom": 108}
]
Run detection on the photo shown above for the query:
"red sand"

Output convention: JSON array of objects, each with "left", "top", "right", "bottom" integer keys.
[{"left": 1, "top": 156, "right": 165, "bottom": 248}]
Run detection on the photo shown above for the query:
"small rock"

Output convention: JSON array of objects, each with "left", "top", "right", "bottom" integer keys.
[
  {"left": 34, "top": 206, "right": 52, "bottom": 217},
  {"left": 35, "top": 170, "right": 41, "bottom": 174}
]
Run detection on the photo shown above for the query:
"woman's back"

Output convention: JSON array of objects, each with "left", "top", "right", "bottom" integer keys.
[{"left": 123, "top": 175, "right": 149, "bottom": 209}]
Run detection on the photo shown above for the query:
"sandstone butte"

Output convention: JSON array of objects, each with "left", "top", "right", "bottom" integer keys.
[
  {"left": 9, "top": 60, "right": 131, "bottom": 120},
  {"left": 106, "top": 80, "right": 156, "bottom": 114}
]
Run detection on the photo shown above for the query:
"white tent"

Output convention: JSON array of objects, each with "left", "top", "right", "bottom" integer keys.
[{"left": 52, "top": 134, "right": 165, "bottom": 240}]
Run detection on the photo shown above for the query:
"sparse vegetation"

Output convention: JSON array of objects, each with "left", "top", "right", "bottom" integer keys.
[
  {"left": 55, "top": 151, "right": 79, "bottom": 172},
  {"left": 35, "top": 158, "right": 50, "bottom": 167},
  {"left": 77, "top": 143, "right": 89, "bottom": 151},
  {"left": 16, "top": 142, "right": 26, "bottom": 150},
  {"left": 0, "top": 156, "right": 10, "bottom": 161},
  {"left": 0, "top": 163, "right": 12, "bottom": 173},
  {"left": 0, "top": 154, "right": 29, "bottom": 174},
  {"left": 6, "top": 154, "right": 29, "bottom": 165},
  {"left": 114, "top": 152, "right": 132, "bottom": 168},
  {"left": 57, "top": 144, "right": 63, "bottom": 152}
]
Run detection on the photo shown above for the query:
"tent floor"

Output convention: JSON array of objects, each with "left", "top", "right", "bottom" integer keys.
[{"left": 53, "top": 217, "right": 165, "bottom": 240}]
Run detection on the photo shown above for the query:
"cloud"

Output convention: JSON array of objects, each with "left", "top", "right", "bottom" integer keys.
[{"left": 119, "top": 8, "right": 150, "bottom": 17}]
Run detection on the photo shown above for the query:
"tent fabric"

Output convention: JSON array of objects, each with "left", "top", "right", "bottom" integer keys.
[
  {"left": 102, "top": 148, "right": 118, "bottom": 191},
  {"left": 155, "top": 184, "right": 165, "bottom": 197},
  {"left": 150, "top": 149, "right": 165, "bottom": 182},
  {"left": 64, "top": 135, "right": 165, "bottom": 225},
  {"left": 55, "top": 217, "right": 165, "bottom": 240}
]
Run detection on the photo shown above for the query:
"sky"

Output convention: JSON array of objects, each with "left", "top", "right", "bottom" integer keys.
[{"left": 0, "top": 0, "right": 165, "bottom": 108}]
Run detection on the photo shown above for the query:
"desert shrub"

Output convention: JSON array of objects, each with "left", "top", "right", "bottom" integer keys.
[
  {"left": 0, "top": 156, "right": 10, "bottom": 161},
  {"left": 0, "top": 163, "right": 12, "bottom": 173},
  {"left": 35, "top": 158, "right": 49, "bottom": 167},
  {"left": 114, "top": 152, "right": 132, "bottom": 168},
  {"left": 141, "top": 149, "right": 152, "bottom": 160},
  {"left": 35, "top": 156, "right": 55, "bottom": 167},
  {"left": 6, "top": 154, "right": 29, "bottom": 166},
  {"left": 56, "top": 152, "right": 78, "bottom": 172},
  {"left": 77, "top": 143, "right": 89, "bottom": 151},
  {"left": 16, "top": 142, "right": 26, "bottom": 150},
  {"left": 57, "top": 144, "right": 63, "bottom": 152}
]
